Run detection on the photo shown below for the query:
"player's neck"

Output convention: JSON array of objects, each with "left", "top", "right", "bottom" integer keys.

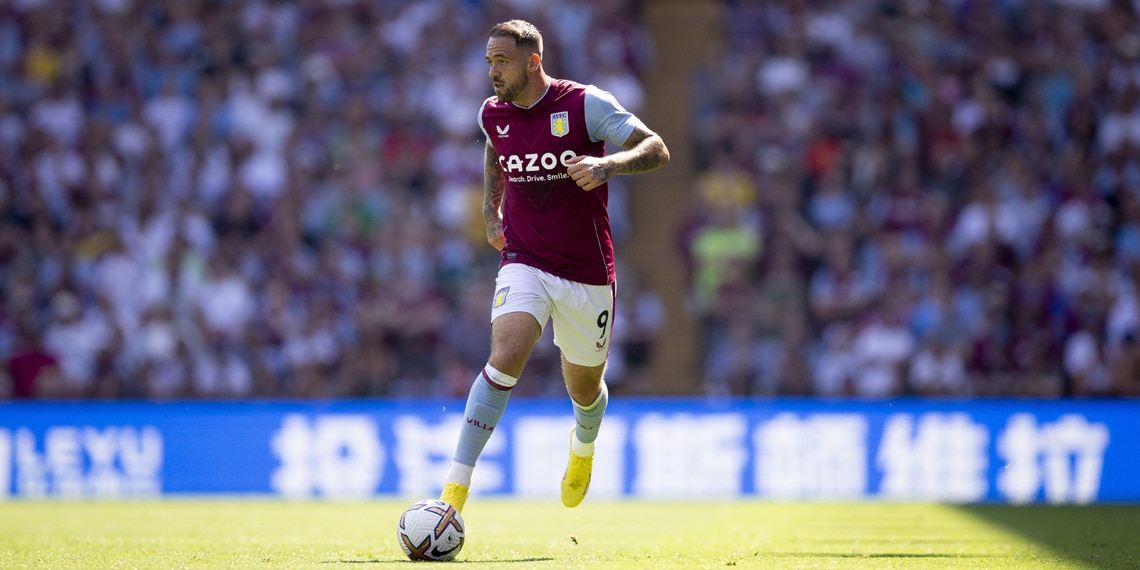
[{"left": 512, "top": 74, "right": 552, "bottom": 109}]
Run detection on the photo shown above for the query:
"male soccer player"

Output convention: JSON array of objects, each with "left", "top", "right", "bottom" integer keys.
[{"left": 440, "top": 19, "right": 669, "bottom": 513}]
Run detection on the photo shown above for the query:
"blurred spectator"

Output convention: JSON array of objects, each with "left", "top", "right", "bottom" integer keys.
[
  {"left": 1065, "top": 326, "right": 1112, "bottom": 396},
  {"left": 6, "top": 319, "right": 63, "bottom": 399},
  {"left": 907, "top": 331, "right": 970, "bottom": 397},
  {"left": 608, "top": 268, "right": 665, "bottom": 394},
  {"left": 690, "top": 208, "right": 762, "bottom": 316},
  {"left": 1112, "top": 331, "right": 1140, "bottom": 396},
  {"left": 810, "top": 323, "right": 855, "bottom": 397},
  {"left": 807, "top": 164, "right": 859, "bottom": 234},
  {"left": 849, "top": 300, "right": 915, "bottom": 398},
  {"left": 43, "top": 291, "right": 113, "bottom": 398},
  {"left": 808, "top": 231, "right": 879, "bottom": 327},
  {"left": 136, "top": 305, "right": 191, "bottom": 400},
  {"left": 195, "top": 253, "right": 255, "bottom": 343}
]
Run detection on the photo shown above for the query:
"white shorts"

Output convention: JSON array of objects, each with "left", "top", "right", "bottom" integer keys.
[{"left": 491, "top": 263, "right": 615, "bottom": 367}]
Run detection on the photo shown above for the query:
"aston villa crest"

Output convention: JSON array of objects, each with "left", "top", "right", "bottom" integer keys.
[
  {"left": 550, "top": 111, "right": 569, "bottom": 137},
  {"left": 493, "top": 286, "right": 510, "bottom": 308}
]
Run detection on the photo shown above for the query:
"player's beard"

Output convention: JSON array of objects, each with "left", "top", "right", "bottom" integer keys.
[{"left": 496, "top": 73, "right": 528, "bottom": 103}]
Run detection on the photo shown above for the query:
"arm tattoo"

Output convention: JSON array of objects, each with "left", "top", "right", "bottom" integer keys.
[
  {"left": 607, "top": 125, "right": 670, "bottom": 177},
  {"left": 484, "top": 143, "right": 505, "bottom": 238}
]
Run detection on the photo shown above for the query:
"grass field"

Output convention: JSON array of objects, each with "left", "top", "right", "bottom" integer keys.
[{"left": 1, "top": 500, "right": 1138, "bottom": 569}]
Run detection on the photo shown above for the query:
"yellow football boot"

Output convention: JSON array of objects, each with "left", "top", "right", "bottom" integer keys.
[
  {"left": 439, "top": 482, "right": 469, "bottom": 514},
  {"left": 560, "top": 429, "right": 593, "bottom": 508}
]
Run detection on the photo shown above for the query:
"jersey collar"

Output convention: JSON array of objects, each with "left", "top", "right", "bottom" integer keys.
[{"left": 511, "top": 80, "right": 552, "bottom": 110}]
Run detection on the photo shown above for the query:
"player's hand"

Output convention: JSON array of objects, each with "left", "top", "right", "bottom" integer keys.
[{"left": 565, "top": 155, "right": 611, "bottom": 191}]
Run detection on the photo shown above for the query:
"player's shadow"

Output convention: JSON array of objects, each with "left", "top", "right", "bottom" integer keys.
[
  {"left": 324, "top": 557, "right": 555, "bottom": 565},
  {"left": 956, "top": 504, "right": 1140, "bottom": 570}
]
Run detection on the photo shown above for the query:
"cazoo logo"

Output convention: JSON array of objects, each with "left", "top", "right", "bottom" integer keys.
[{"left": 499, "top": 150, "right": 578, "bottom": 174}]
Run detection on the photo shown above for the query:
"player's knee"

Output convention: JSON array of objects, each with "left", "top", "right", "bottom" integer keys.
[
  {"left": 568, "top": 381, "right": 604, "bottom": 407},
  {"left": 563, "top": 361, "right": 606, "bottom": 405},
  {"left": 486, "top": 349, "right": 529, "bottom": 379}
]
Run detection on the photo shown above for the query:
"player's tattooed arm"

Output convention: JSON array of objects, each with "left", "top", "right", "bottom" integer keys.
[
  {"left": 484, "top": 141, "right": 506, "bottom": 251},
  {"left": 566, "top": 124, "right": 670, "bottom": 191},
  {"left": 613, "top": 124, "right": 671, "bottom": 174}
]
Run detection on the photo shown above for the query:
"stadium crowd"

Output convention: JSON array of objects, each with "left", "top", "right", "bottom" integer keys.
[
  {"left": 3, "top": 0, "right": 1140, "bottom": 401},
  {"left": 0, "top": 0, "right": 658, "bottom": 399},
  {"left": 686, "top": 0, "right": 1140, "bottom": 398}
]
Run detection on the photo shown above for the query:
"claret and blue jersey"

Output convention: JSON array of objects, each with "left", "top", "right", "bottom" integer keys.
[{"left": 479, "top": 78, "right": 644, "bottom": 286}]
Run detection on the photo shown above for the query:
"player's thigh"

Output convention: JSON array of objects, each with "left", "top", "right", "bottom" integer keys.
[
  {"left": 489, "top": 311, "right": 542, "bottom": 377},
  {"left": 550, "top": 280, "right": 615, "bottom": 369},
  {"left": 488, "top": 264, "right": 552, "bottom": 376}
]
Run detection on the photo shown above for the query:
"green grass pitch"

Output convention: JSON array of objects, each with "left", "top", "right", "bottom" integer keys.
[{"left": 1, "top": 500, "right": 1138, "bottom": 569}]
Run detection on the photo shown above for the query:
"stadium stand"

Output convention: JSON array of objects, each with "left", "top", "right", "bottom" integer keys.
[
  {"left": 0, "top": 0, "right": 656, "bottom": 399},
  {"left": 684, "top": 0, "right": 1140, "bottom": 398},
  {"left": 3, "top": 0, "right": 1139, "bottom": 400}
]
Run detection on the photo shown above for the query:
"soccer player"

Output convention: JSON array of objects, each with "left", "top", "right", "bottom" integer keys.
[{"left": 440, "top": 19, "right": 670, "bottom": 513}]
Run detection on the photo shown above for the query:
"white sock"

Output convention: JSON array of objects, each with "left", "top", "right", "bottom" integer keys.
[
  {"left": 571, "top": 434, "right": 595, "bottom": 457},
  {"left": 445, "top": 461, "right": 474, "bottom": 487}
]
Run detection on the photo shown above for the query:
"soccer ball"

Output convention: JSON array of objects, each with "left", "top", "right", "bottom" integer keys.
[{"left": 396, "top": 499, "right": 466, "bottom": 561}]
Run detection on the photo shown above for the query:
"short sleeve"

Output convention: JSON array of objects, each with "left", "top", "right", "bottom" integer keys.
[{"left": 583, "top": 84, "right": 645, "bottom": 146}]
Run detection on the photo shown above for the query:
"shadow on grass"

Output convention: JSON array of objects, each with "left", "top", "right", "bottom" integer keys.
[
  {"left": 323, "top": 558, "right": 555, "bottom": 565},
  {"left": 957, "top": 504, "right": 1140, "bottom": 570},
  {"left": 763, "top": 552, "right": 999, "bottom": 559}
]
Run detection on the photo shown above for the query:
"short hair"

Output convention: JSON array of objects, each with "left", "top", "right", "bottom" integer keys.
[{"left": 489, "top": 19, "right": 543, "bottom": 57}]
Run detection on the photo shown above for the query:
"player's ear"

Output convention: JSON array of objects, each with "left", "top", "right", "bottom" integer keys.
[{"left": 529, "top": 53, "right": 540, "bottom": 72}]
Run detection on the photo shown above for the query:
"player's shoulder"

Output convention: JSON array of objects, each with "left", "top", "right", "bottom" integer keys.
[
  {"left": 581, "top": 83, "right": 618, "bottom": 103},
  {"left": 481, "top": 95, "right": 501, "bottom": 110},
  {"left": 545, "top": 77, "right": 605, "bottom": 95},
  {"left": 548, "top": 79, "right": 602, "bottom": 111},
  {"left": 580, "top": 83, "right": 627, "bottom": 116},
  {"left": 551, "top": 77, "right": 591, "bottom": 95},
  {"left": 553, "top": 77, "right": 588, "bottom": 89},
  {"left": 480, "top": 95, "right": 510, "bottom": 121}
]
